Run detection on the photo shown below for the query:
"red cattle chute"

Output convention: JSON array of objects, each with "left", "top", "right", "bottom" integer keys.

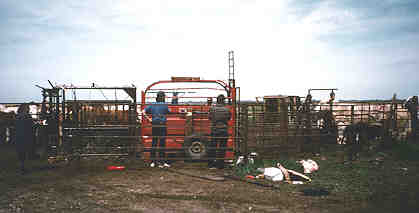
[{"left": 140, "top": 77, "right": 237, "bottom": 162}]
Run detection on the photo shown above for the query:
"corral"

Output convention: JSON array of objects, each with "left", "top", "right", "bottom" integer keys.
[
  {"left": 2, "top": 82, "right": 417, "bottom": 164},
  {"left": 1, "top": 71, "right": 419, "bottom": 212}
]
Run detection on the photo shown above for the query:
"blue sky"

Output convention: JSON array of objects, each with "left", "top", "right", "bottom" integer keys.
[{"left": 1, "top": 0, "right": 418, "bottom": 102}]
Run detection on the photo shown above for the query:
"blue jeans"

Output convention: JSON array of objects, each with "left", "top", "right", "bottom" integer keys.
[{"left": 151, "top": 124, "right": 167, "bottom": 163}]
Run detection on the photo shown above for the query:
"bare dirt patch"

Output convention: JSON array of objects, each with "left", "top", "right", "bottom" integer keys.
[{"left": 1, "top": 144, "right": 419, "bottom": 213}]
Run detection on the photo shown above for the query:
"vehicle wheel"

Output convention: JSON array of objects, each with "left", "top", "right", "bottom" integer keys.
[{"left": 183, "top": 134, "right": 209, "bottom": 160}]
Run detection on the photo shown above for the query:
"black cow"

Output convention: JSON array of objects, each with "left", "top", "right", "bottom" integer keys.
[{"left": 342, "top": 122, "right": 383, "bottom": 161}]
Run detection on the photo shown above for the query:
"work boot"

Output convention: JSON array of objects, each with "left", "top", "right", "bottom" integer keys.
[{"left": 208, "top": 161, "right": 216, "bottom": 169}]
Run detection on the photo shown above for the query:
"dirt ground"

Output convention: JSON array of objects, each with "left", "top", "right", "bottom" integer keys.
[{"left": 1, "top": 143, "right": 419, "bottom": 213}]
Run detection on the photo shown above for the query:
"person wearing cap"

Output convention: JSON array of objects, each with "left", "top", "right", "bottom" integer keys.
[
  {"left": 208, "top": 94, "right": 231, "bottom": 169},
  {"left": 143, "top": 91, "right": 171, "bottom": 168}
]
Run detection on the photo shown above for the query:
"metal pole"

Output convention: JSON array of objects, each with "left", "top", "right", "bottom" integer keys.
[{"left": 243, "top": 104, "right": 249, "bottom": 156}]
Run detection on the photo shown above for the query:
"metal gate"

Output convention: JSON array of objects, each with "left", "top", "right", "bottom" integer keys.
[{"left": 237, "top": 96, "right": 417, "bottom": 159}]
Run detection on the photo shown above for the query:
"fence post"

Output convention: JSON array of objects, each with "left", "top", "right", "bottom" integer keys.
[
  {"left": 394, "top": 103, "right": 398, "bottom": 130},
  {"left": 361, "top": 104, "right": 364, "bottom": 121}
]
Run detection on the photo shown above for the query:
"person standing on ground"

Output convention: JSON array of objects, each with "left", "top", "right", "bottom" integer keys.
[
  {"left": 143, "top": 91, "right": 171, "bottom": 168},
  {"left": 208, "top": 94, "right": 231, "bottom": 169},
  {"left": 15, "top": 103, "right": 34, "bottom": 174},
  {"left": 405, "top": 96, "right": 418, "bottom": 142},
  {"left": 0, "top": 120, "right": 5, "bottom": 145}
]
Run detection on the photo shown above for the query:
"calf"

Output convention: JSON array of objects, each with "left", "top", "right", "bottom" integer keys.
[{"left": 342, "top": 122, "right": 382, "bottom": 161}]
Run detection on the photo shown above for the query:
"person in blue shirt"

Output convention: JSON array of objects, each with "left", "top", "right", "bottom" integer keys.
[{"left": 144, "top": 91, "right": 171, "bottom": 168}]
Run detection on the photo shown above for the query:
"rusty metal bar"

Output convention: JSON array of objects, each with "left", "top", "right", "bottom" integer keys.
[{"left": 148, "top": 87, "right": 225, "bottom": 91}]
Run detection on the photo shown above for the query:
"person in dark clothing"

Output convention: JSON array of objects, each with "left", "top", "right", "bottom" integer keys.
[
  {"left": 144, "top": 91, "right": 171, "bottom": 168},
  {"left": 171, "top": 92, "right": 179, "bottom": 105},
  {"left": 15, "top": 104, "right": 34, "bottom": 174},
  {"left": 0, "top": 122, "right": 5, "bottom": 145},
  {"left": 0, "top": 111, "right": 15, "bottom": 144},
  {"left": 405, "top": 96, "right": 418, "bottom": 141},
  {"left": 208, "top": 94, "right": 231, "bottom": 169}
]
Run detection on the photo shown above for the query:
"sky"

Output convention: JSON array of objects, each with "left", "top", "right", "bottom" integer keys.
[{"left": 1, "top": 0, "right": 418, "bottom": 102}]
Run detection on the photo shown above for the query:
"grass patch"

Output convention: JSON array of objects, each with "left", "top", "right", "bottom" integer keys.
[
  {"left": 231, "top": 142, "right": 419, "bottom": 212},
  {"left": 232, "top": 156, "right": 304, "bottom": 178},
  {"left": 392, "top": 142, "right": 419, "bottom": 161}
]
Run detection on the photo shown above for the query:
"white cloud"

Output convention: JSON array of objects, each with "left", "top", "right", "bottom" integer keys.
[{"left": 0, "top": 0, "right": 418, "bottom": 102}]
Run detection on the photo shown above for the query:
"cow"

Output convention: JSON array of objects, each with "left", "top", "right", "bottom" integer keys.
[{"left": 341, "top": 122, "right": 383, "bottom": 161}]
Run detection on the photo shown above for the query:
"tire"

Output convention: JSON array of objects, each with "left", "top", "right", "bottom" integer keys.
[{"left": 183, "top": 134, "right": 209, "bottom": 160}]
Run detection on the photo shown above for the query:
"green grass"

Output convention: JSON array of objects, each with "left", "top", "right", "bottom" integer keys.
[
  {"left": 392, "top": 142, "right": 419, "bottom": 161},
  {"left": 232, "top": 141, "right": 419, "bottom": 212}
]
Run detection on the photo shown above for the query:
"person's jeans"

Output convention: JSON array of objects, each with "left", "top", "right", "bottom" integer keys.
[
  {"left": 151, "top": 124, "right": 167, "bottom": 164},
  {"left": 208, "top": 129, "right": 228, "bottom": 168}
]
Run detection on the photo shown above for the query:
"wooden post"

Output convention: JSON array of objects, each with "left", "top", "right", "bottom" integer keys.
[
  {"left": 361, "top": 104, "right": 364, "bottom": 122},
  {"left": 279, "top": 98, "right": 289, "bottom": 132},
  {"left": 252, "top": 105, "right": 255, "bottom": 124},
  {"left": 394, "top": 103, "right": 398, "bottom": 130},
  {"left": 411, "top": 96, "right": 418, "bottom": 142}
]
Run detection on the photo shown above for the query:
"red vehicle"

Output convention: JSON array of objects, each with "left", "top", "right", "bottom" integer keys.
[{"left": 141, "top": 77, "right": 237, "bottom": 162}]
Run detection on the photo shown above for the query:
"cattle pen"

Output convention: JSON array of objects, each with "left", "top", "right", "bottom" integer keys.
[{"left": 1, "top": 86, "right": 417, "bottom": 164}]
